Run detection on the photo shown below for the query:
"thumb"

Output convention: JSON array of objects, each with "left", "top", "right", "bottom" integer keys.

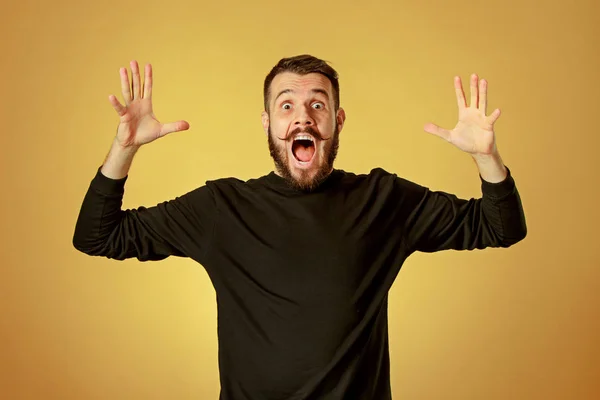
[
  {"left": 159, "top": 121, "right": 190, "bottom": 137},
  {"left": 423, "top": 122, "right": 450, "bottom": 141}
]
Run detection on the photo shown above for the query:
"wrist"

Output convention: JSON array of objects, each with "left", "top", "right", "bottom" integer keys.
[
  {"left": 113, "top": 137, "right": 141, "bottom": 154},
  {"left": 100, "top": 139, "right": 139, "bottom": 180},
  {"left": 472, "top": 151, "right": 507, "bottom": 183}
]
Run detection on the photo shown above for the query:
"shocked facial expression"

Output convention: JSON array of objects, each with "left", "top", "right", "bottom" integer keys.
[{"left": 262, "top": 72, "right": 346, "bottom": 191}]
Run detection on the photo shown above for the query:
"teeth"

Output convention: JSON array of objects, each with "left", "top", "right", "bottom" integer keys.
[{"left": 294, "top": 134, "right": 314, "bottom": 142}]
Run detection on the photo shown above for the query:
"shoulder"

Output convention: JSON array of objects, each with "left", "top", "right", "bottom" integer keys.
[
  {"left": 337, "top": 168, "right": 430, "bottom": 205},
  {"left": 337, "top": 167, "right": 421, "bottom": 188},
  {"left": 203, "top": 174, "right": 273, "bottom": 197},
  {"left": 337, "top": 167, "right": 404, "bottom": 181}
]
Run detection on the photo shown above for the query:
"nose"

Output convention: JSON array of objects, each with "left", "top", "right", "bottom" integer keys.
[{"left": 293, "top": 104, "right": 315, "bottom": 127}]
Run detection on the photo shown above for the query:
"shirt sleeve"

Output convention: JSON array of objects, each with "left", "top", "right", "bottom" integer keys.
[
  {"left": 72, "top": 165, "right": 217, "bottom": 262},
  {"left": 398, "top": 166, "right": 527, "bottom": 254}
]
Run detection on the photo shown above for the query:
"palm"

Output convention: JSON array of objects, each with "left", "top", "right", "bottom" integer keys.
[
  {"left": 424, "top": 74, "right": 501, "bottom": 156},
  {"left": 117, "top": 98, "right": 162, "bottom": 147}
]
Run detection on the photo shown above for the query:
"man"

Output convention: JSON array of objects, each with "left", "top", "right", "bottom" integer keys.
[{"left": 73, "top": 54, "right": 527, "bottom": 400}]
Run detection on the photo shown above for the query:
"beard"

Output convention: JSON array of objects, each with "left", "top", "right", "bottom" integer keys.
[{"left": 268, "top": 122, "right": 340, "bottom": 192}]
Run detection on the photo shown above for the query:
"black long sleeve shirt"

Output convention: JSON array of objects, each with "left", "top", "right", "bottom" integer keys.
[{"left": 73, "top": 166, "right": 527, "bottom": 400}]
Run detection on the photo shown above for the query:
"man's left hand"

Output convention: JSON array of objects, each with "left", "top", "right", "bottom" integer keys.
[{"left": 424, "top": 73, "right": 501, "bottom": 157}]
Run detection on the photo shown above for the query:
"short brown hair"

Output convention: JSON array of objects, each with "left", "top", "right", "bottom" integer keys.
[{"left": 263, "top": 54, "right": 340, "bottom": 114}]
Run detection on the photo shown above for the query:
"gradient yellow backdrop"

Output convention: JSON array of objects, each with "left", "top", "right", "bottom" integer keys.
[{"left": 1, "top": 0, "right": 599, "bottom": 399}]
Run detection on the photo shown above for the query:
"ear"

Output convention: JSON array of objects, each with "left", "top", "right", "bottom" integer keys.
[
  {"left": 261, "top": 111, "right": 269, "bottom": 136},
  {"left": 336, "top": 107, "right": 346, "bottom": 133}
]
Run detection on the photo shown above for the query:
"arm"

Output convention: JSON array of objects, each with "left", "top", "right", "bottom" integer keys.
[
  {"left": 72, "top": 60, "right": 212, "bottom": 261},
  {"left": 406, "top": 73, "right": 527, "bottom": 252},
  {"left": 72, "top": 140, "right": 217, "bottom": 262},
  {"left": 401, "top": 163, "right": 526, "bottom": 254}
]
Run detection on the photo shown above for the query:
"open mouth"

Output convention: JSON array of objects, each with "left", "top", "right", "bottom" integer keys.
[{"left": 291, "top": 135, "right": 316, "bottom": 164}]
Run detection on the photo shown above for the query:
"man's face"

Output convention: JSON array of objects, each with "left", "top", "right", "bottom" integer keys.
[{"left": 262, "top": 72, "right": 346, "bottom": 191}]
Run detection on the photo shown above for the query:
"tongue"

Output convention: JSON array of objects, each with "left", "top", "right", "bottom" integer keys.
[{"left": 296, "top": 145, "right": 315, "bottom": 162}]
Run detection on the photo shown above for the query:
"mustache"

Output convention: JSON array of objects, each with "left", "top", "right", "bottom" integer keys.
[{"left": 275, "top": 126, "right": 330, "bottom": 142}]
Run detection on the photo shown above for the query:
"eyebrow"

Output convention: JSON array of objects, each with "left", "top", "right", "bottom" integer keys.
[{"left": 273, "top": 88, "right": 330, "bottom": 104}]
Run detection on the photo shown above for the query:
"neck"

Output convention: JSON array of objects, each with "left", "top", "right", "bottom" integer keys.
[{"left": 273, "top": 167, "right": 334, "bottom": 178}]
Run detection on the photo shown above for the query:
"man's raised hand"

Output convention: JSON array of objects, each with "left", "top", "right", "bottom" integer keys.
[
  {"left": 424, "top": 73, "right": 501, "bottom": 156},
  {"left": 108, "top": 61, "right": 190, "bottom": 149}
]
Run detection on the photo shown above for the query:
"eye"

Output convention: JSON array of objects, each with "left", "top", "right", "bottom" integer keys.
[{"left": 280, "top": 102, "right": 324, "bottom": 110}]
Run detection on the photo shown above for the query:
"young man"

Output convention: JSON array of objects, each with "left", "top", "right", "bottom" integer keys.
[{"left": 73, "top": 54, "right": 527, "bottom": 399}]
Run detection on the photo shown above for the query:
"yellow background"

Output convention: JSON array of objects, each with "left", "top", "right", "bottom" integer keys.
[{"left": 1, "top": 0, "right": 599, "bottom": 398}]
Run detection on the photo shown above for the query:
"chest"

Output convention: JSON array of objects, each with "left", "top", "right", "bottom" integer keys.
[{"left": 209, "top": 194, "right": 402, "bottom": 305}]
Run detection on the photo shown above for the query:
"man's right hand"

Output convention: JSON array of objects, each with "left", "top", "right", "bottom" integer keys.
[{"left": 109, "top": 60, "right": 190, "bottom": 149}]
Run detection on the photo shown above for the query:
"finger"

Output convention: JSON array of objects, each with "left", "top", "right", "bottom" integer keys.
[
  {"left": 470, "top": 73, "right": 478, "bottom": 108},
  {"left": 159, "top": 121, "right": 190, "bottom": 137},
  {"left": 131, "top": 60, "right": 141, "bottom": 100},
  {"left": 479, "top": 78, "right": 487, "bottom": 115},
  {"left": 108, "top": 94, "right": 127, "bottom": 116},
  {"left": 487, "top": 108, "right": 501, "bottom": 125},
  {"left": 143, "top": 63, "right": 153, "bottom": 99},
  {"left": 423, "top": 122, "right": 450, "bottom": 141},
  {"left": 454, "top": 76, "right": 466, "bottom": 110},
  {"left": 120, "top": 67, "right": 132, "bottom": 105}
]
